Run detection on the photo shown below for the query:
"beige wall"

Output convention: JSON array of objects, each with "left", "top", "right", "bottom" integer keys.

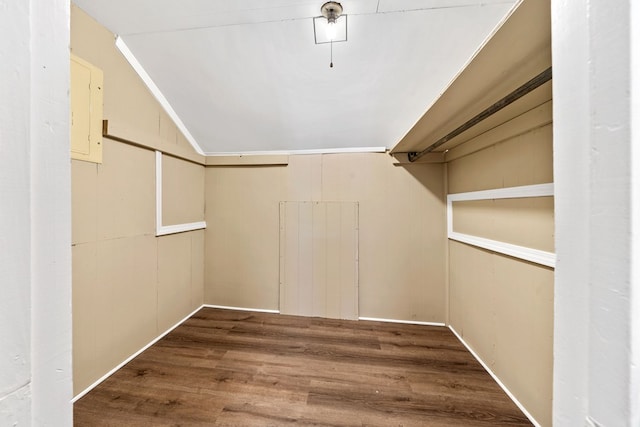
[
  {"left": 71, "top": 5, "right": 552, "bottom": 423},
  {"left": 71, "top": 5, "right": 205, "bottom": 396},
  {"left": 452, "top": 197, "right": 554, "bottom": 252},
  {"left": 447, "top": 111, "right": 554, "bottom": 425},
  {"left": 205, "top": 153, "right": 447, "bottom": 323},
  {"left": 162, "top": 155, "right": 206, "bottom": 225}
]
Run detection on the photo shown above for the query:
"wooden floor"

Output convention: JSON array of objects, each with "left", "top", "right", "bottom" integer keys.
[{"left": 74, "top": 308, "right": 532, "bottom": 426}]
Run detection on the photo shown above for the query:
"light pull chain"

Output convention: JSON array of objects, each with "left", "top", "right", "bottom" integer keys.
[{"left": 330, "top": 40, "right": 333, "bottom": 68}]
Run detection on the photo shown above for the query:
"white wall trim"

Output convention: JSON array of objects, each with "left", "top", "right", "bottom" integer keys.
[
  {"left": 12, "top": 1, "right": 74, "bottom": 423},
  {"left": 448, "top": 325, "right": 541, "bottom": 427},
  {"left": 204, "top": 146, "right": 387, "bottom": 157},
  {"left": 155, "top": 151, "right": 206, "bottom": 236},
  {"left": 447, "top": 183, "right": 554, "bottom": 203},
  {"left": 115, "top": 37, "right": 205, "bottom": 156},
  {"left": 156, "top": 221, "right": 208, "bottom": 236},
  {"left": 447, "top": 183, "right": 555, "bottom": 267},
  {"left": 72, "top": 305, "right": 205, "bottom": 403},
  {"left": 155, "top": 150, "right": 162, "bottom": 233},
  {"left": 358, "top": 317, "right": 445, "bottom": 327},
  {"left": 449, "top": 232, "right": 556, "bottom": 268},
  {"left": 203, "top": 304, "right": 280, "bottom": 314}
]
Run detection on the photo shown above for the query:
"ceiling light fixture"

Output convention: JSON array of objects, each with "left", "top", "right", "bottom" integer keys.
[
  {"left": 322, "top": 1, "right": 343, "bottom": 40},
  {"left": 313, "top": 1, "right": 347, "bottom": 68}
]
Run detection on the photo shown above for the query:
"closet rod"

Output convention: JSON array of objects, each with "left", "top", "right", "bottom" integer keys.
[{"left": 407, "top": 67, "right": 552, "bottom": 163}]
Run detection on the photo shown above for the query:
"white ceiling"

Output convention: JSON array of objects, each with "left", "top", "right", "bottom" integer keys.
[{"left": 74, "top": 0, "right": 518, "bottom": 155}]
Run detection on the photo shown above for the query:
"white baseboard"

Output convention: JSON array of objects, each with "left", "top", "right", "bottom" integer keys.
[
  {"left": 448, "top": 325, "right": 541, "bottom": 427},
  {"left": 72, "top": 304, "right": 205, "bottom": 403},
  {"left": 359, "top": 316, "right": 445, "bottom": 327},
  {"left": 203, "top": 304, "right": 280, "bottom": 314}
]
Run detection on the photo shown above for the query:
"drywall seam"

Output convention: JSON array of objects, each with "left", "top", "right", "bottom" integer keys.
[
  {"left": 358, "top": 317, "right": 445, "bottom": 327},
  {"left": 447, "top": 183, "right": 555, "bottom": 267},
  {"left": 155, "top": 151, "right": 206, "bottom": 236},
  {"left": 203, "top": 304, "right": 280, "bottom": 314},
  {"left": 115, "top": 37, "right": 205, "bottom": 156},
  {"left": 72, "top": 304, "right": 205, "bottom": 402},
  {"left": 448, "top": 325, "right": 541, "bottom": 427},
  {"left": 354, "top": 203, "right": 360, "bottom": 319}
]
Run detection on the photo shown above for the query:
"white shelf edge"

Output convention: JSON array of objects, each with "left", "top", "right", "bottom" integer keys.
[
  {"left": 448, "top": 183, "right": 554, "bottom": 202},
  {"left": 157, "top": 221, "right": 207, "bottom": 236},
  {"left": 449, "top": 232, "right": 556, "bottom": 268}
]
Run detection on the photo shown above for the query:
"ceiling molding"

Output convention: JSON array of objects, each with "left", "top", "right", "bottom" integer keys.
[
  {"left": 204, "top": 146, "right": 387, "bottom": 157},
  {"left": 205, "top": 155, "right": 289, "bottom": 166}
]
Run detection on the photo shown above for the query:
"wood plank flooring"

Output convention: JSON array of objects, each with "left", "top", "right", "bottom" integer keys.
[{"left": 74, "top": 308, "right": 532, "bottom": 426}]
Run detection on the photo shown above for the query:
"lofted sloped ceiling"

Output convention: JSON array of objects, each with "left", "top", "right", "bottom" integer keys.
[{"left": 73, "top": 0, "right": 518, "bottom": 155}]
